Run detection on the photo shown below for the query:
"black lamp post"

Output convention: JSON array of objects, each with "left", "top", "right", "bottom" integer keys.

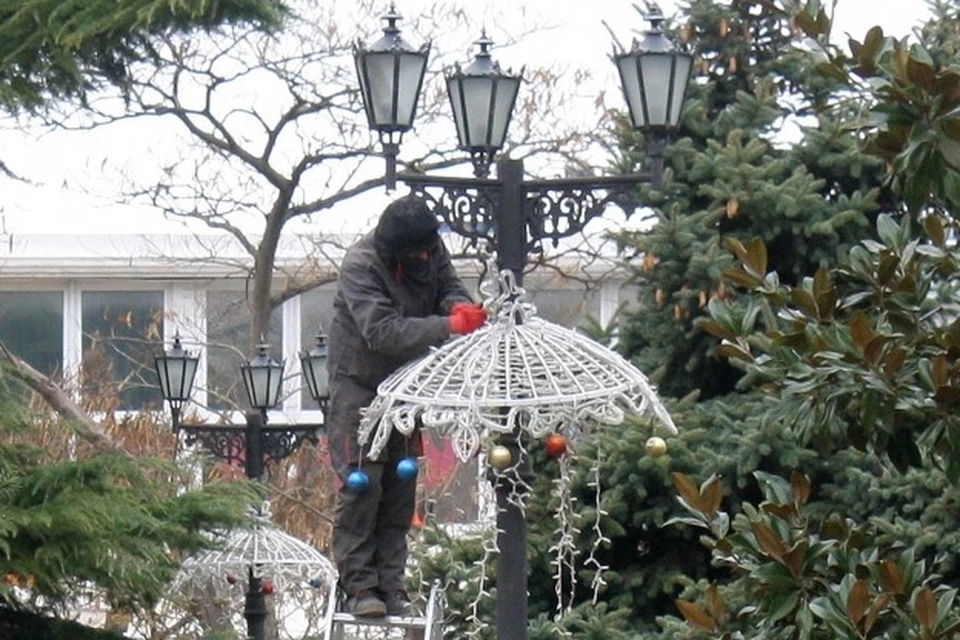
[
  {"left": 154, "top": 331, "right": 330, "bottom": 640},
  {"left": 355, "top": 4, "right": 692, "bottom": 640}
]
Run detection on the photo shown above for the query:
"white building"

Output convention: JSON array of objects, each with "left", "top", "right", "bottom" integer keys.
[{"left": 0, "top": 231, "right": 634, "bottom": 524}]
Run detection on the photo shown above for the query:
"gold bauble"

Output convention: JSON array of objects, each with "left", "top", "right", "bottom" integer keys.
[
  {"left": 645, "top": 436, "right": 668, "bottom": 458},
  {"left": 488, "top": 445, "right": 513, "bottom": 470}
]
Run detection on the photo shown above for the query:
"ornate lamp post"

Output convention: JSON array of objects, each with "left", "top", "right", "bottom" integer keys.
[
  {"left": 355, "top": 4, "right": 692, "bottom": 640},
  {"left": 154, "top": 331, "right": 330, "bottom": 640}
]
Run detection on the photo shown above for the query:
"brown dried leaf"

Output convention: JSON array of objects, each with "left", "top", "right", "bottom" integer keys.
[
  {"left": 751, "top": 521, "right": 786, "bottom": 559},
  {"left": 914, "top": 586, "right": 937, "bottom": 628},
  {"left": 676, "top": 600, "right": 718, "bottom": 632},
  {"left": 879, "top": 559, "right": 904, "bottom": 594},
  {"left": 672, "top": 473, "right": 705, "bottom": 513},
  {"left": 847, "top": 579, "right": 869, "bottom": 624}
]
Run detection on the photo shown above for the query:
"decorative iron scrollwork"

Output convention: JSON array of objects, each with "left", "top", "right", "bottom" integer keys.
[
  {"left": 183, "top": 426, "right": 247, "bottom": 468},
  {"left": 524, "top": 177, "right": 642, "bottom": 250},
  {"left": 180, "top": 424, "right": 318, "bottom": 469},
  {"left": 261, "top": 426, "right": 318, "bottom": 465},
  {"left": 408, "top": 183, "right": 499, "bottom": 248}
]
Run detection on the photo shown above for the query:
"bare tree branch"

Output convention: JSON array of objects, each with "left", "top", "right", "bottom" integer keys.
[{"left": 0, "top": 342, "right": 124, "bottom": 456}]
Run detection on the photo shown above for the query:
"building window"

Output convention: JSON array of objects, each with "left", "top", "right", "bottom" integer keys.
[
  {"left": 0, "top": 291, "right": 63, "bottom": 377},
  {"left": 206, "top": 290, "right": 282, "bottom": 411},
  {"left": 81, "top": 291, "right": 164, "bottom": 410}
]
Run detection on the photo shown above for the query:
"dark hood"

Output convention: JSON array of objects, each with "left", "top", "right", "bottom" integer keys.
[{"left": 373, "top": 196, "right": 440, "bottom": 267}]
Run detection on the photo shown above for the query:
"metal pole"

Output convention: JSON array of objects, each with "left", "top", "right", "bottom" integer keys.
[
  {"left": 647, "top": 134, "right": 666, "bottom": 189},
  {"left": 493, "top": 156, "right": 530, "bottom": 640},
  {"left": 244, "top": 410, "right": 265, "bottom": 481},
  {"left": 244, "top": 568, "right": 267, "bottom": 640},
  {"left": 243, "top": 411, "right": 266, "bottom": 639}
]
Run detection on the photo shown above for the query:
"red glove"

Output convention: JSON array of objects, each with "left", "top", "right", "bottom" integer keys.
[{"left": 448, "top": 303, "right": 487, "bottom": 335}]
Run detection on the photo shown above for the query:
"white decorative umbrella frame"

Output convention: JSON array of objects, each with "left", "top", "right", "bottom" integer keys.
[{"left": 360, "top": 269, "right": 677, "bottom": 461}]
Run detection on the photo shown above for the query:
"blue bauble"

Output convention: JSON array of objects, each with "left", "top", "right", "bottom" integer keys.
[
  {"left": 346, "top": 469, "right": 370, "bottom": 493},
  {"left": 396, "top": 457, "right": 419, "bottom": 481}
]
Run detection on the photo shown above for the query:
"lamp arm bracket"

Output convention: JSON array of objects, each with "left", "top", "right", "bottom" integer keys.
[
  {"left": 525, "top": 173, "right": 652, "bottom": 249},
  {"left": 178, "top": 423, "right": 321, "bottom": 469}
]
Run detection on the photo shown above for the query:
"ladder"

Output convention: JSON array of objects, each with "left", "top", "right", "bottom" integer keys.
[{"left": 321, "top": 579, "right": 445, "bottom": 640}]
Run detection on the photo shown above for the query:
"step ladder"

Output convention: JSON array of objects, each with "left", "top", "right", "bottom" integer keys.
[{"left": 321, "top": 579, "right": 445, "bottom": 640}]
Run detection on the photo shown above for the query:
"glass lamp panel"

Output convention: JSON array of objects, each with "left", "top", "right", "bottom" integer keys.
[
  {"left": 242, "top": 361, "right": 283, "bottom": 409},
  {"left": 395, "top": 52, "right": 427, "bottom": 127},
  {"left": 362, "top": 52, "right": 400, "bottom": 127},
  {"left": 638, "top": 54, "right": 674, "bottom": 127},
  {"left": 616, "top": 55, "right": 645, "bottom": 128},
  {"left": 156, "top": 355, "right": 197, "bottom": 403},
  {"left": 490, "top": 76, "right": 520, "bottom": 148},
  {"left": 447, "top": 77, "right": 469, "bottom": 145},
  {"left": 668, "top": 54, "right": 694, "bottom": 127},
  {"left": 462, "top": 76, "right": 495, "bottom": 147},
  {"left": 303, "top": 356, "right": 329, "bottom": 401}
]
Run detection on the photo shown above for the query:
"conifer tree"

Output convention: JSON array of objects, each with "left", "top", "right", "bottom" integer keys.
[
  {"left": 612, "top": 0, "right": 883, "bottom": 401},
  {"left": 0, "top": 0, "right": 287, "bottom": 112}
]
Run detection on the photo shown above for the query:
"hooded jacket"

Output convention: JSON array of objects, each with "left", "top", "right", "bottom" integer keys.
[{"left": 325, "top": 201, "right": 471, "bottom": 471}]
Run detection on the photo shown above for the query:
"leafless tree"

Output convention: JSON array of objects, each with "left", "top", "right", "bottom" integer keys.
[{"left": 45, "top": 0, "right": 617, "bottom": 346}]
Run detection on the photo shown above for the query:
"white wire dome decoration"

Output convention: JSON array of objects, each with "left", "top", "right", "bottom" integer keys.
[
  {"left": 359, "top": 268, "right": 677, "bottom": 462},
  {"left": 173, "top": 503, "right": 337, "bottom": 597}
]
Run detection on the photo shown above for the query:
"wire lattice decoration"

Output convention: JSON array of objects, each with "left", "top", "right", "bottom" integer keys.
[
  {"left": 175, "top": 504, "right": 336, "bottom": 590},
  {"left": 169, "top": 502, "right": 337, "bottom": 637},
  {"left": 359, "top": 268, "right": 677, "bottom": 461}
]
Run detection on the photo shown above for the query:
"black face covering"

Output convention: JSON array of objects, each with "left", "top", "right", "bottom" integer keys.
[
  {"left": 398, "top": 253, "right": 436, "bottom": 287},
  {"left": 396, "top": 235, "right": 439, "bottom": 287},
  {"left": 373, "top": 196, "right": 442, "bottom": 288}
]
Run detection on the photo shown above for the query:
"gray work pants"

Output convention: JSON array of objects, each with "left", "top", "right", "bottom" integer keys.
[{"left": 332, "top": 453, "right": 417, "bottom": 596}]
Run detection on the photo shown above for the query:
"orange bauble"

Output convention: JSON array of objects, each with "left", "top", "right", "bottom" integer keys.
[{"left": 545, "top": 433, "right": 567, "bottom": 458}]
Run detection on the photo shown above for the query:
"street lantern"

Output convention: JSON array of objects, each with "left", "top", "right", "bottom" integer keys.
[
  {"left": 300, "top": 330, "right": 329, "bottom": 409},
  {"left": 154, "top": 332, "right": 199, "bottom": 426},
  {"left": 446, "top": 33, "right": 522, "bottom": 178},
  {"left": 613, "top": 8, "right": 693, "bottom": 132},
  {"left": 354, "top": 3, "right": 430, "bottom": 189},
  {"left": 239, "top": 342, "right": 285, "bottom": 412}
]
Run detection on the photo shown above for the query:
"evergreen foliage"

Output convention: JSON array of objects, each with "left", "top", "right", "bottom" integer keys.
[
  {"left": 0, "top": 0, "right": 287, "bottom": 111},
  {"left": 0, "top": 373, "right": 263, "bottom": 619},
  {"left": 475, "top": 0, "right": 960, "bottom": 638},
  {"left": 611, "top": 0, "right": 884, "bottom": 401}
]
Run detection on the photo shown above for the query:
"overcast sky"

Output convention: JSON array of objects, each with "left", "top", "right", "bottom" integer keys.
[{"left": 0, "top": 0, "right": 934, "bottom": 237}]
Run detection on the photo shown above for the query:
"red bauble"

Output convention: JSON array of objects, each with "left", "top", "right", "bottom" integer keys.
[
  {"left": 545, "top": 433, "right": 567, "bottom": 458},
  {"left": 261, "top": 579, "right": 275, "bottom": 595}
]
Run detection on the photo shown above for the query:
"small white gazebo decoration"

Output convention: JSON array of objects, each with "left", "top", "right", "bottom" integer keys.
[
  {"left": 169, "top": 503, "right": 337, "bottom": 638},
  {"left": 359, "top": 268, "right": 677, "bottom": 461}
]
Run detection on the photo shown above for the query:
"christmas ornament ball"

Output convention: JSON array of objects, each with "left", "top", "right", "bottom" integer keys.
[
  {"left": 488, "top": 445, "right": 512, "bottom": 469},
  {"left": 396, "top": 457, "right": 419, "bottom": 481},
  {"left": 544, "top": 433, "right": 567, "bottom": 458},
  {"left": 645, "top": 436, "right": 668, "bottom": 458},
  {"left": 346, "top": 469, "right": 370, "bottom": 493}
]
